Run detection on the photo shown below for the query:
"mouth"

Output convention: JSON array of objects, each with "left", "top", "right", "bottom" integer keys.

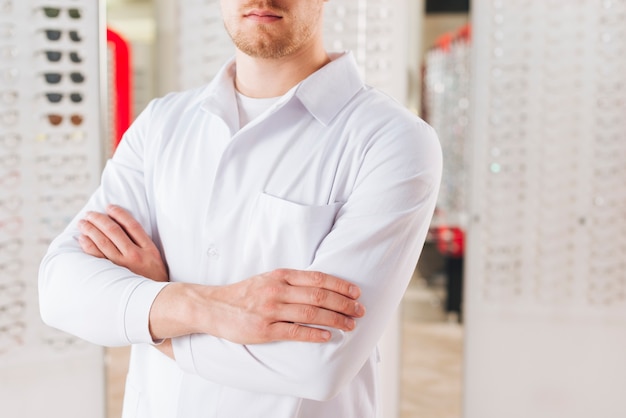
[{"left": 244, "top": 9, "right": 283, "bottom": 22}]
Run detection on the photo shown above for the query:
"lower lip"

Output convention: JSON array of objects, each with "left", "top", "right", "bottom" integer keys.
[{"left": 245, "top": 14, "right": 282, "bottom": 23}]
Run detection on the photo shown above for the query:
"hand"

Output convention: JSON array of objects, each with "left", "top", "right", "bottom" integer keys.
[
  {"left": 211, "top": 269, "right": 366, "bottom": 344},
  {"left": 149, "top": 269, "right": 366, "bottom": 344},
  {"left": 77, "top": 204, "right": 169, "bottom": 282}
]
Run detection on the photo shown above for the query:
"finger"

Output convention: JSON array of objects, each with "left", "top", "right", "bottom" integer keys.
[
  {"left": 279, "top": 269, "right": 361, "bottom": 299},
  {"left": 106, "top": 205, "right": 153, "bottom": 249},
  {"left": 282, "top": 285, "right": 365, "bottom": 318},
  {"left": 78, "top": 219, "right": 123, "bottom": 260},
  {"left": 268, "top": 322, "right": 332, "bottom": 343},
  {"left": 278, "top": 304, "right": 357, "bottom": 331},
  {"left": 77, "top": 234, "right": 106, "bottom": 258},
  {"left": 85, "top": 211, "right": 137, "bottom": 256}
]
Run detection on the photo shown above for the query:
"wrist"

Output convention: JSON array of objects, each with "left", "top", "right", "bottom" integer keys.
[
  {"left": 185, "top": 283, "right": 219, "bottom": 336},
  {"left": 148, "top": 282, "right": 206, "bottom": 340}
]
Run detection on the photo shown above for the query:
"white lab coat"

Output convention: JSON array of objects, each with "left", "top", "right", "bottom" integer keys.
[{"left": 39, "top": 52, "right": 442, "bottom": 417}]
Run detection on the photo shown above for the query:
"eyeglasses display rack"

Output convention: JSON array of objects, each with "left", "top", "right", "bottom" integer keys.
[
  {"left": 0, "top": 1, "right": 106, "bottom": 417},
  {"left": 464, "top": 1, "right": 626, "bottom": 417},
  {"left": 325, "top": 0, "right": 409, "bottom": 102},
  {"left": 423, "top": 27, "right": 472, "bottom": 228},
  {"left": 176, "top": 0, "right": 234, "bottom": 89}
]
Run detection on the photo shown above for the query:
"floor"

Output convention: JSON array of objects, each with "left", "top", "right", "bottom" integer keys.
[
  {"left": 400, "top": 277, "right": 463, "bottom": 418},
  {"left": 105, "top": 272, "right": 464, "bottom": 418}
]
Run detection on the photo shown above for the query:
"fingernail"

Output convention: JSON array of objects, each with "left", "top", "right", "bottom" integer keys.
[
  {"left": 344, "top": 317, "right": 356, "bottom": 330},
  {"left": 349, "top": 285, "right": 360, "bottom": 298},
  {"left": 355, "top": 302, "right": 365, "bottom": 316},
  {"left": 321, "top": 331, "right": 331, "bottom": 341}
]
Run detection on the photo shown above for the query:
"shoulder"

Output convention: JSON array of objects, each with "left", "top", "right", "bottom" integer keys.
[
  {"left": 146, "top": 84, "right": 210, "bottom": 119},
  {"left": 357, "top": 87, "right": 433, "bottom": 131},
  {"left": 118, "top": 84, "right": 211, "bottom": 156},
  {"left": 339, "top": 86, "right": 440, "bottom": 159}
]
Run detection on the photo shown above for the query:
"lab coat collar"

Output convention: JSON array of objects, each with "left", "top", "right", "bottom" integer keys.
[
  {"left": 294, "top": 51, "right": 365, "bottom": 126},
  {"left": 197, "top": 51, "right": 365, "bottom": 129},
  {"left": 198, "top": 57, "right": 239, "bottom": 133}
]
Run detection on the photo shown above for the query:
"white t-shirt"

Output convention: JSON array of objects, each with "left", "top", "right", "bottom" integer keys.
[{"left": 235, "top": 90, "right": 280, "bottom": 128}]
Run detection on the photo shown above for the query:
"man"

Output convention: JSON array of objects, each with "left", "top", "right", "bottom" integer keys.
[{"left": 38, "top": 1, "right": 442, "bottom": 417}]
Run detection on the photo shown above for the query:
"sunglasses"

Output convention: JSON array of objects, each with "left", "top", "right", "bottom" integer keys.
[
  {"left": 1, "top": 46, "right": 18, "bottom": 61},
  {"left": 0, "top": 170, "right": 20, "bottom": 189},
  {"left": 0, "top": 90, "right": 18, "bottom": 105},
  {"left": 41, "top": 7, "right": 82, "bottom": 19},
  {"left": 0, "top": 300, "right": 26, "bottom": 321},
  {"left": 38, "top": 171, "right": 90, "bottom": 187},
  {"left": 0, "top": 255, "right": 22, "bottom": 272},
  {"left": 0, "top": 22, "right": 15, "bottom": 40},
  {"left": 0, "top": 109, "right": 18, "bottom": 126},
  {"left": 37, "top": 154, "right": 87, "bottom": 170},
  {"left": 1, "top": 68, "right": 19, "bottom": 84},
  {"left": 42, "top": 72, "right": 85, "bottom": 84},
  {"left": 0, "top": 133, "right": 20, "bottom": 149},
  {"left": 45, "top": 113, "right": 84, "bottom": 126},
  {"left": 44, "top": 92, "right": 83, "bottom": 104},
  {"left": 0, "top": 195, "right": 21, "bottom": 214},
  {"left": 1, "top": 0, "right": 13, "bottom": 14},
  {"left": 0, "top": 236, "right": 22, "bottom": 255},
  {"left": 39, "top": 194, "right": 87, "bottom": 212},
  {"left": 41, "top": 50, "right": 83, "bottom": 64},
  {"left": 42, "top": 29, "right": 82, "bottom": 42},
  {"left": 35, "top": 130, "right": 86, "bottom": 144},
  {"left": 0, "top": 152, "right": 19, "bottom": 168},
  {"left": 0, "top": 281, "right": 25, "bottom": 298}
]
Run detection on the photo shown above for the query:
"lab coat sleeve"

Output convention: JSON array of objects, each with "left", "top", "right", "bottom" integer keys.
[
  {"left": 172, "top": 120, "right": 442, "bottom": 401},
  {"left": 38, "top": 100, "right": 169, "bottom": 347}
]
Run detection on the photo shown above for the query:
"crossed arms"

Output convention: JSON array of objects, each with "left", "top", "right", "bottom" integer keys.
[
  {"left": 77, "top": 204, "right": 365, "bottom": 357},
  {"left": 38, "top": 99, "right": 442, "bottom": 400}
]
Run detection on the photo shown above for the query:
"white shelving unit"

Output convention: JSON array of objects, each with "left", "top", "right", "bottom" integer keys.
[
  {"left": 0, "top": 1, "right": 106, "bottom": 416},
  {"left": 465, "top": 1, "right": 626, "bottom": 417}
]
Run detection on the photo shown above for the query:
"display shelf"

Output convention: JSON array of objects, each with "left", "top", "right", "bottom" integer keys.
[
  {"left": 464, "top": 1, "right": 626, "bottom": 417},
  {"left": 0, "top": 1, "right": 106, "bottom": 416}
]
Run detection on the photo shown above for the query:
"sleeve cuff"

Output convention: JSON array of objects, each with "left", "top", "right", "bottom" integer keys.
[
  {"left": 123, "top": 280, "right": 171, "bottom": 344},
  {"left": 172, "top": 334, "right": 197, "bottom": 374}
]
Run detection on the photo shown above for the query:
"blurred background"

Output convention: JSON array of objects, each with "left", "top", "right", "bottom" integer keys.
[{"left": 1, "top": 0, "right": 624, "bottom": 417}]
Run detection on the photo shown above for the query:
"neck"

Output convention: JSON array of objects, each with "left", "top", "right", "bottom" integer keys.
[{"left": 234, "top": 40, "right": 330, "bottom": 98}]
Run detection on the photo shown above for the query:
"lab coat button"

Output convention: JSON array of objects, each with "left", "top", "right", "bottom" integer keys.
[{"left": 206, "top": 246, "right": 220, "bottom": 259}]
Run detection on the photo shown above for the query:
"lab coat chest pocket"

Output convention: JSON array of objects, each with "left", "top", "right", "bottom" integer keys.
[{"left": 244, "top": 192, "right": 341, "bottom": 270}]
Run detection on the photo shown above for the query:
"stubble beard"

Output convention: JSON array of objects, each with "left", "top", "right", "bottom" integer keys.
[{"left": 224, "top": 5, "right": 322, "bottom": 59}]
